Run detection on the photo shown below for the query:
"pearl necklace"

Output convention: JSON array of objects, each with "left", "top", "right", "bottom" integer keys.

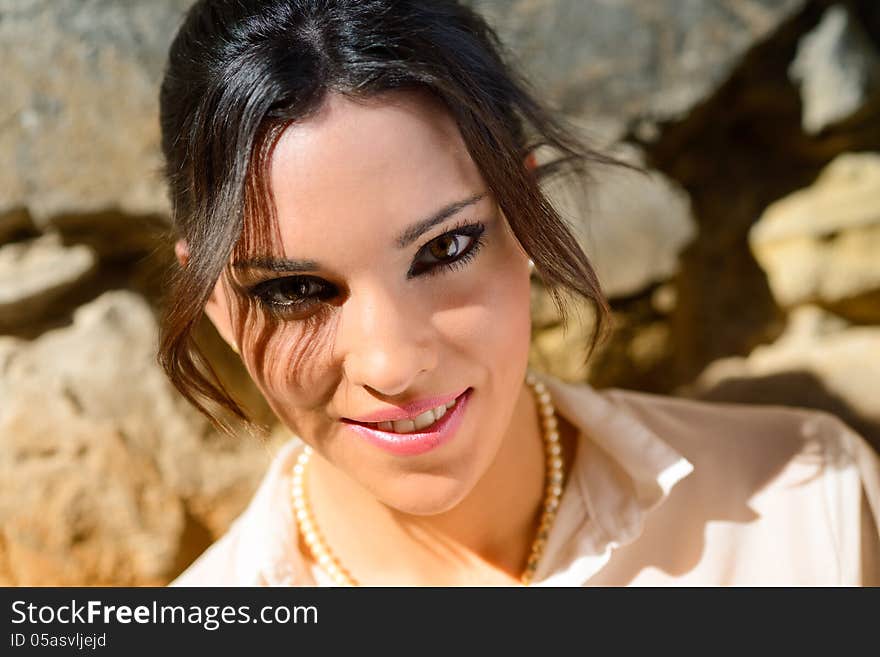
[{"left": 290, "top": 372, "right": 564, "bottom": 586}]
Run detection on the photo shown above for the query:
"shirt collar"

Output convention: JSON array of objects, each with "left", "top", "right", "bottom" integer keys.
[
  {"left": 530, "top": 372, "right": 693, "bottom": 585},
  {"left": 233, "top": 372, "right": 694, "bottom": 586}
]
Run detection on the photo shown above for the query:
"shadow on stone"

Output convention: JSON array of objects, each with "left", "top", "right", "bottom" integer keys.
[{"left": 169, "top": 507, "right": 216, "bottom": 584}]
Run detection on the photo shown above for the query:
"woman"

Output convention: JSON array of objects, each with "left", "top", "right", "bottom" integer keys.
[{"left": 161, "top": 0, "right": 879, "bottom": 586}]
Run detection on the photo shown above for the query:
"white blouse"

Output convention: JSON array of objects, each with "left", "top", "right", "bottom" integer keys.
[{"left": 171, "top": 371, "right": 880, "bottom": 586}]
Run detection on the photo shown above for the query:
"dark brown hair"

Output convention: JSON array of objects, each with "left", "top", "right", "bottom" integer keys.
[{"left": 158, "top": 0, "right": 615, "bottom": 435}]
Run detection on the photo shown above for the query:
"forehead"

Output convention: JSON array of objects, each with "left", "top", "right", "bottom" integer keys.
[{"left": 262, "top": 90, "right": 484, "bottom": 252}]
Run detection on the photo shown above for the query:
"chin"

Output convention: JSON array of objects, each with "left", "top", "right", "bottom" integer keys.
[{"left": 377, "top": 472, "right": 474, "bottom": 517}]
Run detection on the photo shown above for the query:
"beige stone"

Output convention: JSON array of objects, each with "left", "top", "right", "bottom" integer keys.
[
  {"left": 685, "top": 305, "right": 880, "bottom": 448},
  {"left": 0, "top": 233, "right": 96, "bottom": 330},
  {"left": 749, "top": 153, "right": 880, "bottom": 313},
  {"left": 0, "top": 291, "right": 278, "bottom": 585},
  {"left": 0, "top": 1, "right": 189, "bottom": 229},
  {"left": 789, "top": 5, "right": 880, "bottom": 134},
  {"left": 543, "top": 149, "right": 696, "bottom": 299},
  {"left": 469, "top": 0, "right": 806, "bottom": 127}
]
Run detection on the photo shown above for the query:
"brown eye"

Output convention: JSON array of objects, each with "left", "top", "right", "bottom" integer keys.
[
  {"left": 268, "top": 278, "right": 323, "bottom": 305},
  {"left": 428, "top": 234, "right": 468, "bottom": 261},
  {"left": 408, "top": 222, "right": 487, "bottom": 279},
  {"left": 250, "top": 275, "right": 336, "bottom": 314}
]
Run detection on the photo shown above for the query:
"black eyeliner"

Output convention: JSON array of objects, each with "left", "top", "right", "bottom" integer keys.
[
  {"left": 247, "top": 275, "right": 335, "bottom": 316},
  {"left": 407, "top": 219, "right": 487, "bottom": 279},
  {"left": 247, "top": 219, "right": 488, "bottom": 316}
]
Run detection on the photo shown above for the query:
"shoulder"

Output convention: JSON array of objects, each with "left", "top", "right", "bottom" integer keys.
[
  {"left": 600, "top": 388, "right": 880, "bottom": 583},
  {"left": 541, "top": 371, "right": 877, "bottom": 513},
  {"left": 600, "top": 387, "right": 878, "bottom": 487}
]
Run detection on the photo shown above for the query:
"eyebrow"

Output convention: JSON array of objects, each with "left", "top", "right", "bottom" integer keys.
[
  {"left": 394, "top": 193, "right": 485, "bottom": 248},
  {"left": 231, "top": 193, "right": 486, "bottom": 272}
]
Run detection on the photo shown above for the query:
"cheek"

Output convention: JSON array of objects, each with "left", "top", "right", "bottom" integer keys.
[
  {"left": 237, "top": 313, "right": 341, "bottom": 433},
  {"left": 435, "top": 249, "right": 532, "bottom": 369},
  {"left": 235, "top": 237, "right": 531, "bottom": 434}
]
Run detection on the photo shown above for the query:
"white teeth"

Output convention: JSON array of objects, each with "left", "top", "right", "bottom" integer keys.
[
  {"left": 365, "top": 396, "right": 461, "bottom": 434},
  {"left": 391, "top": 418, "right": 416, "bottom": 433},
  {"left": 412, "top": 408, "right": 436, "bottom": 431}
]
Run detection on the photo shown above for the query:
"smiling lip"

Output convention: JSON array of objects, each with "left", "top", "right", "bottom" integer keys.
[
  {"left": 342, "top": 388, "right": 472, "bottom": 456},
  {"left": 342, "top": 388, "right": 468, "bottom": 423}
]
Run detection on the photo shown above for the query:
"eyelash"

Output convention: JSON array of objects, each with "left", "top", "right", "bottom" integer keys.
[
  {"left": 407, "top": 219, "right": 486, "bottom": 279},
  {"left": 247, "top": 220, "right": 487, "bottom": 317}
]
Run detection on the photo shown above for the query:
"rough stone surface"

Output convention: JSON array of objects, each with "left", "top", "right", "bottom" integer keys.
[
  {"left": 0, "top": 233, "right": 97, "bottom": 331},
  {"left": 685, "top": 305, "right": 880, "bottom": 451},
  {"left": 789, "top": 5, "right": 880, "bottom": 134},
  {"left": 0, "top": 291, "right": 277, "bottom": 585},
  {"left": 543, "top": 148, "right": 697, "bottom": 299},
  {"left": 749, "top": 152, "right": 880, "bottom": 316},
  {"left": 470, "top": 0, "right": 807, "bottom": 135},
  {"left": 0, "top": 0, "right": 189, "bottom": 228}
]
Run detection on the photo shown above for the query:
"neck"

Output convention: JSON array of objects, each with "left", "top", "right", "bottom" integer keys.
[{"left": 305, "top": 380, "right": 550, "bottom": 585}]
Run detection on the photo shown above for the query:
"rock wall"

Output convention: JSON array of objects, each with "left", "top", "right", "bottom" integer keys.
[{"left": 1, "top": 0, "right": 878, "bottom": 585}]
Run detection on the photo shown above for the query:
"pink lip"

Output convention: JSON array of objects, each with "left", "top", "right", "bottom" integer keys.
[
  {"left": 342, "top": 388, "right": 468, "bottom": 423},
  {"left": 342, "top": 388, "right": 472, "bottom": 456}
]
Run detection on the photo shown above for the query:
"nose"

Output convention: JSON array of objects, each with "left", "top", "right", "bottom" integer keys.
[{"left": 337, "top": 281, "right": 438, "bottom": 397}]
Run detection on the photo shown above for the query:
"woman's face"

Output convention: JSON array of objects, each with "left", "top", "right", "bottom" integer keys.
[{"left": 203, "top": 90, "right": 533, "bottom": 515}]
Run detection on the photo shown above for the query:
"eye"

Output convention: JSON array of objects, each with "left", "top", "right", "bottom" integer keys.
[
  {"left": 409, "top": 221, "right": 486, "bottom": 278},
  {"left": 428, "top": 234, "right": 468, "bottom": 260},
  {"left": 248, "top": 275, "right": 336, "bottom": 315}
]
